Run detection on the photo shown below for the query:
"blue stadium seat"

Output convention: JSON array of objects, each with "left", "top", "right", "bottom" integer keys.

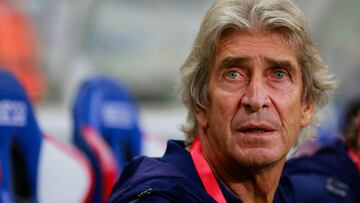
[
  {"left": 0, "top": 70, "right": 94, "bottom": 203},
  {"left": 72, "top": 75, "right": 142, "bottom": 203}
]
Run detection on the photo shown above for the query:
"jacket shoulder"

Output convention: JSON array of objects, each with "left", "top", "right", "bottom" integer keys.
[
  {"left": 284, "top": 141, "right": 360, "bottom": 202},
  {"left": 108, "top": 156, "right": 213, "bottom": 203}
]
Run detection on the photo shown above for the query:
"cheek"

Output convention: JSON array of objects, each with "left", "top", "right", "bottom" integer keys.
[
  {"left": 210, "top": 89, "right": 240, "bottom": 123},
  {"left": 273, "top": 91, "right": 303, "bottom": 132},
  {"left": 205, "top": 90, "right": 241, "bottom": 144},
  {"left": 208, "top": 73, "right": 245, "bottom": 120}
]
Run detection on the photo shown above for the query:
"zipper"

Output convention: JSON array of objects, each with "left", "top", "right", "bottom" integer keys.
[
  {"left": 137, "top": 188, "right": 154, "bottom": 199},
  {"left": 128, "top": 188, "right": 154, "bottom": 202}
]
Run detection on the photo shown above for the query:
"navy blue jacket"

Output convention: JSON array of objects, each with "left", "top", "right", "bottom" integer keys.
[
  {"left": 108, "top": 140, "right": 296, "bottom": 203},
  {"left": 285, "top": 140, "right": 360, "bottom": 203}
]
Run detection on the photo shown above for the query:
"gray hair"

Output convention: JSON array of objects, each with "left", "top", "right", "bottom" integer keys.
[{"left": 179, "top": 0, "right": 337, "bottom": 145}]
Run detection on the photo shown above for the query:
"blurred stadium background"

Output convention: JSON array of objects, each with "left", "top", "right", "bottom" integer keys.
[{"left": 2, "top": 0, "right": 360, "bottom": 156}]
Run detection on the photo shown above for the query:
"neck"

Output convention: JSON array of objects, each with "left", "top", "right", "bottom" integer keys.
[
  {"left": 219, "top": 164, "right": 284, "bottom": 203},
  {"left": 202, "top": 147, "right": 285, "bottom": 203}
]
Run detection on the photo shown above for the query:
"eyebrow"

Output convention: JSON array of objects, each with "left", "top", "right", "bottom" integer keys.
[
  {"left": 264, "top": 57, "right": 297, "bottom": 76},
  {"left": 217, "top": 56, "right": 298, "bottom": 76},
  {"left": 219, "top": 56, "right": 251, "bottom": 69}
]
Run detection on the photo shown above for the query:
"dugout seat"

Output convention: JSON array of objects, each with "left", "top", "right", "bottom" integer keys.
[
  {"left": 0, "top": 70, "right": 94, "bottom": 203},
  {"left": 72, "top": 76, "right": 142, "bottom": 203}
]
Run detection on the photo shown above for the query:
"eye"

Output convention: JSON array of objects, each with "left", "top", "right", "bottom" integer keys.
[
  {"left": 272, "top": 69, "right": 288, "bottom": 80},
  {"left": 225, "top": 70, "right": 241, "bottom": 80}
]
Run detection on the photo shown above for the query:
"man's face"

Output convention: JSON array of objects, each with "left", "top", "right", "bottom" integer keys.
[{"left": 196, "top": 31, "right": 314, "bottom": 168}]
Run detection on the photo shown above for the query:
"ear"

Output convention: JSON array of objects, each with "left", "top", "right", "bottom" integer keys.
[
  {"left": 300, "top": 99, "right": 314, "bottom": 127},
  {"left": 195, "top": 110, "right": 208, "bottom": 136}
]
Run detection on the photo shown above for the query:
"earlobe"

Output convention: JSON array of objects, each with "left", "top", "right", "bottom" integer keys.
[{"left": 300, "top": 100, "right": 314, "bottom": 127}]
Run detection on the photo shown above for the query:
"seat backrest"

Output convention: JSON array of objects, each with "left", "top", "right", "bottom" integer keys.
[
  {"left": 0, "top": 69, "right": 41, "bottom": 203},
  {"left": 38, "top": 135, "right": 94, "bottom": 203},
  {"left": 0, "top": 70, "right": 94, "bottom": 203},
  {"left": 72, "top": 76, "right": 142, "bottom": 203}
]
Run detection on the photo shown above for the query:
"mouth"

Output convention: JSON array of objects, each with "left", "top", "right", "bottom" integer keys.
[
  {"left": 236, "top": 124, "right": 276, "bottom": 135},
  {"left": 240, "top": 129, "right": 271, "bottom": 133}
]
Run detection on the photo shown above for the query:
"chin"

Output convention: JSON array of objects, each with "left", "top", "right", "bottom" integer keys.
[{"left": 235, "top": 147, "right": 287, "bottom": 168}]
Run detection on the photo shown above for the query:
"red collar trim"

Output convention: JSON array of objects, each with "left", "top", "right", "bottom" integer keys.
[
  {"left": 190, "top": 137, "right": 226, "bottom": 203},
  {"left": 348, "top": 148, "right": 360, "bottom": 172}
]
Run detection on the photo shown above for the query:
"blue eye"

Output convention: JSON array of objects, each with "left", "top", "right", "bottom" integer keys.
[
  {"left": 226, "top": 70, "right": 240, "bottom": 80},
  {"left": 273, "top": 70, "right": 287, "bottom": 79}
]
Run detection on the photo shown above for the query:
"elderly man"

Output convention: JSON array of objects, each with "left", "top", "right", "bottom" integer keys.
[{"left": 108, "top": 0, "right": 336, "bottom": 202}]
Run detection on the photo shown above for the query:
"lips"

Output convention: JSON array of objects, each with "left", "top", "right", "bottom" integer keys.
[{"left": 236, "top": 124, "right": 276, "bottom": 134}]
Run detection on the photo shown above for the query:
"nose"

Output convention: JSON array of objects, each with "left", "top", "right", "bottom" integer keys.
[{"left": 241, "top": 77, "right": 270, "bottom": 113}]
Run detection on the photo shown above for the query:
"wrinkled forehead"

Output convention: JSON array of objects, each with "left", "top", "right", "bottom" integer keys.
[
  {"left": 214, "top": 29, "right": 301, "bottom": 67},
  {"left": 219, "top": 27, "right": 301, "bottom": 53}
]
